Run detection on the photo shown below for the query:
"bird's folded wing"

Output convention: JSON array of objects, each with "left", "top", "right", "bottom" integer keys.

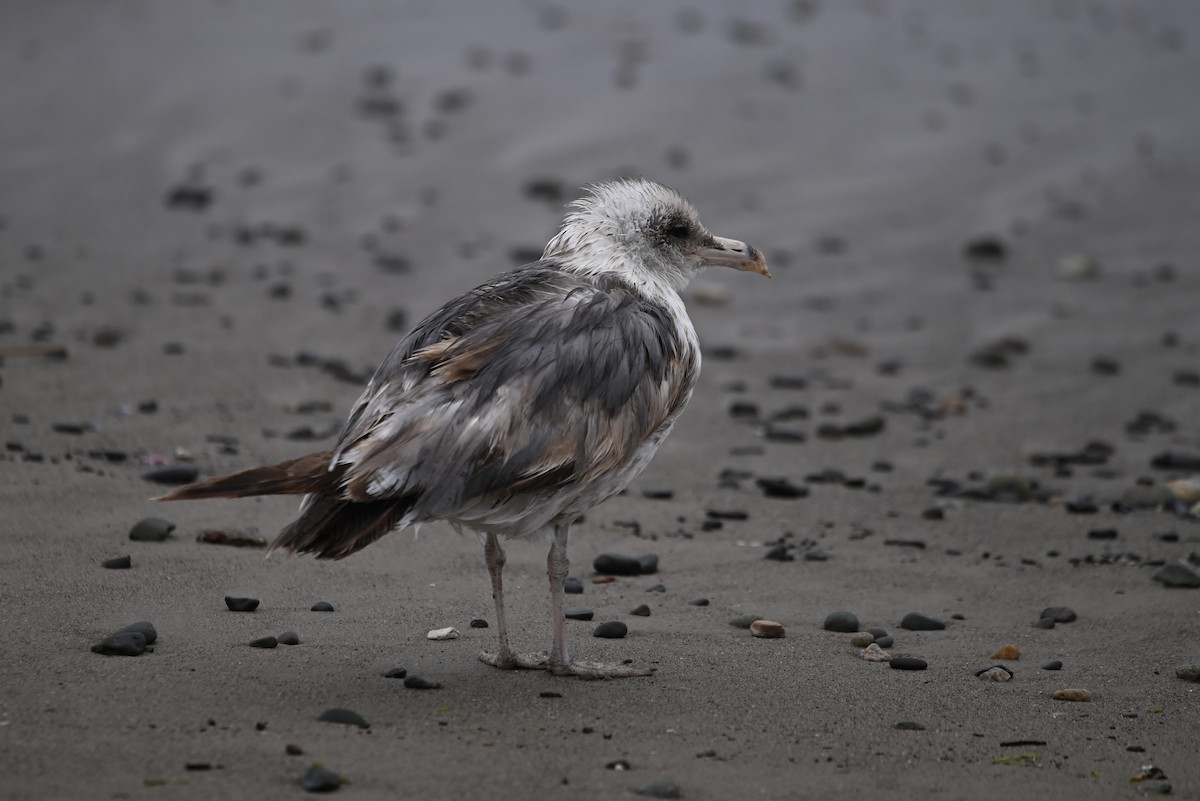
[{"left": 327, "top": 267, "right": 696, "bottom": 520}]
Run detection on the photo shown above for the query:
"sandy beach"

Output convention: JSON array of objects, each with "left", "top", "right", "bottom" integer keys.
[{"left": 2, "top": 1, "right": 1198, "bottom": 798}]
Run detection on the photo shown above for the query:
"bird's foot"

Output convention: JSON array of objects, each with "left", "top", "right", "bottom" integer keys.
[
  {"left": 479, "top": 650, "right": 549, "bottom": 671},
  {"left": 550, "top": 659, "right": 655, "bottom": 679}
]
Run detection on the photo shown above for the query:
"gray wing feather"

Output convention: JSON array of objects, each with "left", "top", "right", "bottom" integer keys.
[{"left": 329, "top": 264, "right": 695, "bottom": 523}]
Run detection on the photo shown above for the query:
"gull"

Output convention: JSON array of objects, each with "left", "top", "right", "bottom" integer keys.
[{"left": 159, "top": 178, "right": 769, "bottom": 678}]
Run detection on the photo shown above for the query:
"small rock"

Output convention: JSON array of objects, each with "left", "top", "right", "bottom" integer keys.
[
  {"left": 278, "top": 631, "right": 300, "bottom": 645},
  {"left": 1052, "top": 688, "right": 1092, "bottom": 701},
  {"left": 141, "top": 464, "right": 200, "bottom": 485},
  {"left": 426, "top": 627, "right": 459, "bottom": 640},
  {"left": 91, "top": 632, "right": 147, "bottom": 656},
  {"left": 593, "top": 553, "right": 642, "bottom": 576},
  {"left": 630, "top": 604, "right": 651, "bottom": 617},
  {"left": 566, "top": 608, "right": 594, "bottom": 621},
  {"left": 1040, "top": 606, "right": 1076, "bottom": 623},
  {"left": 114, "top": 621, "right": 157, "bottom": 644},
  {"left": 727, "top": 614, "right": 759, "bottom": 629},
  {"left": 874, "top": 636, "right": 894, "bottom": 648},
  {"left": 991, "top": 644, "right": 1021, "bottom": 660},
  {"left": 539, "top": 691, "right": 562, "bottom": 699},
  {"left": 1032, "top": 618, "right": 1056, "bottom": 629},
  {"left": 900, "top": 612, "right": 945, "bottom": 631},
  {"left": 688, "top": 598, "right": 709, "bottom": 607},
  {"left": 763, "top": 543, "right": 793, "bottom": 562},
  {"left": 894, "top": 721, "right": 926, "bottom": 730},
  {"left": 1153, "top": 563, "right": 1200, "bottom": 588},
  {"left": 750, "top": 619, "right": 785, "bottom": 638},
  {"left": 637, "top": 554, "right": 659, "bottom": 574},
  {"left": 382, "top": 667, "right": 407, "bottom": 679},
  {"left": 317, "top": 708, "right": 368, "bottom": 727},
  {"left": 1041, "top": 660, "right": 1063, "bottom": 671},
  {"left": 564, "top": 577, "right": 584, "bottom": 594},
  {"left": 823, "top": 611, "right": 859, "bottom": 633},
  {"left": 102, "top": 555, "right": 132, "bottom": 569},
  {"left": 1174, "top": 664, "right": 1200, "bottom": 683},
  {"left": 285, "top": 744, "right": 304, "bottom": 756},
  {"left": 403, "top": 675, "right": 441, "bottom": 690},
  {"left": 224, "top": 596, "right": 260, "bottom": 612},
  {"left": 469, "top": 618, "right": 489, "bottom": 628},
  {"left": 249, "top": 636, "right": 278, "bottom": 649},
  {"left": 311, "top": 601, "right": 335, "bottom": 612},
  {"left": 129, "top": 517, "right": 175, "bottom": 542},
  {"left": 1166, "top": 478, "right": 1200, "bottom": 504},
  {"left": 301, "top": 765, "right": 343, "bottom": 793},
  {"left": 803, "top": 548, "right": 829, "bottom": 561},
  {"left": 850, "top": 632, "right": 875, "bottom": 647},
  {"left": 889, "top": 657, "right": 928, "bottom": 671},
  {"left": 860, "top": 643, "right": 891, "bottom": 662},
  {"left": 1087, "top": 527, "right": 1118, "bottom": 540},
  {"left": 636, "top": 780, "right": 682, "bottom": 799},
  {"left": 593, "top": 576, "right": 616, "bottom": 584},
  {"left": 976, "top": 666, "right": 1013, "bottom": 682},
  {"left": 592, "top": 621, "right": 628, "bottom": 639},
  {"left": 755, "top": 477, "right": 809, "bottom": 499}
]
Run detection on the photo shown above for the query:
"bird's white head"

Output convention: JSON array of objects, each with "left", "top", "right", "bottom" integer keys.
[{"left": 543, "top": 178, "right": 770, "bottom": 295}]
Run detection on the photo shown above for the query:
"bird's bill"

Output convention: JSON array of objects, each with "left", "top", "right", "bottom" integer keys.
[{"left": 699, "top": 236, "right": 771, "bottom": 277}]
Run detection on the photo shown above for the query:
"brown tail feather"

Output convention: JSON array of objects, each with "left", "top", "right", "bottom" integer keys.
[
  {"left": 154, "top": 451, "right": 336, "bottom": 501},
  {"left": 268, "top": 495, "right": 414, "bottom": 560}
]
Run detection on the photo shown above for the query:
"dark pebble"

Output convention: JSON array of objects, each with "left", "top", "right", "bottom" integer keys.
[
  {"left": 566, "top": 608, "right": 594, "bottom": 621},
  {"left": 1153, "top": 563, "right": 1200, "bottom": 588},
  {"left": 129, "top": 517, "right": 175, "bottom": 542},
  {"left": 403, "top": 675, "right": 441, "bottom": 690},
  {"left": 383, "top": 667, "right": 407, "bottom": 679},
  {"left": 630, "top": 604, "right": 651, "bottom": 617},
  {"left": 301, "top": 765, "right": 343, "bottom": 793},
  {"left": 764, "top": 544, "right": 793, "bottom": 562},
  {"left": 278, "top": 631, "right": 300, "bottom": 645},
  {"left": 539, "top": 691, "right": 562, "bottom": 698},
  {"left": 564, "top": 577, "right": 584, "bottom": 594},
  {"left": 184, "top": 761, "right": 212, "bottom": 771},
  {"left": 286, "top": 744, "right": 304, "bottom": 756},
  {"left": 1041, "top": 660, "right": 1063, "bottom": 671},
  {"left": 641, "top": 488, "right": 674, "bottom": 500},
  {"left": 755, "top": 477, "right": 809, "bottom": 499},
  {"left": 114, "top": 621, "right": 157, "bottom": 644},
  {"left": 1032, "top": 618, "right": 1056, "bottom": 629},
  {"left": 645, "top": 584, "right": 666, "bottom": 593},
  {"left": 91, "top": 632, "right": 146, "bottom": 656},
  {"left": 470, "top": 618, "right": 489, "bottom": 628},
  {"left": 889, "top": 657, "right": 928, "bottom": 671},
  {"left": 688, "top": 598, "right": 709, "bottom": 606},
  {"left": 921, "top": 507, "right": 945, "bottom": 520},
  {"left": 317, "top": 708, "right": 368, "bottom": 727},
  {"left": 1040, "top": 606, "right": 1077, "bottom": 623},
  {"left": 141, "top": 464, "right": 200, "bottom": 485},
  {"left": 1150, "top": 452, "right": 1200, "bottom": 471},
  {"left": 874, "top": 636, "right": 894, "bottom": 648},
  {"left": 311, "top": 601, "right": 335, "bottom": 612},
  {"left": 866, "top": 627, "right": 888, "bottom": 637},
  {"left": 225, "top": 596, "right": 260, "bottom": 612},
  {"left": 894, "top": 721, "right": 926, "bottom": 730},
  {"left": 706, "top": 509, "right": 748, "bottom": 521},
  {"left": 636, "top": 780, "right": 683, "bottom": 799},
  {"left": 102, "top": 555, "right": 131, "bottom": 569},
  {"left": 823, "top": 611, "right": 859, "bottom": 633},
  {"left": 1087, "top": 528, "right": 1118, "bottom": 540},
  {"left": 593, "top": 553, "right": 642, "bottom": 575},
  {"left": 593, "top": 621, "right": 628, "bottom": 639},
  {"left": 803, "top": 548, "right": 828, "bottom": 561},
  {"left": 249, "top": 636, "right": 278, "bottom": 649},
  {"left": 900, "top": 612, "right": 945, "bottom": 631},
  {"left": 637, "top": 554, "right": 659, "bottom": 574}
]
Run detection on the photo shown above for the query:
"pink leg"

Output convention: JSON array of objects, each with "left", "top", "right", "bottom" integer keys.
[{"left": 479, "top": 532, "right": 547, "bottom": 671}]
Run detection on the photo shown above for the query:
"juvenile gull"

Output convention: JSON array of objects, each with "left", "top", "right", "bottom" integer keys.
[{"left": 159, "top": 178, "right": 769, "bottom": 678}]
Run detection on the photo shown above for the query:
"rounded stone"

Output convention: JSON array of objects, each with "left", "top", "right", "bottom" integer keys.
[
  {"left": 635, "top": 780, "right": 682, "bottom": 799},
  {"left": 899, "top": 612, "right": 945, "bottom": 631},
  {"left": 141, "top": 465, "right": 199, "bottom": 485},
  {"left": 114, "top": 621, "right": 157, "bottom": 644},
  {"left": 91, "top": 632, "right": 146, "bottom": 656},
  {"left": 637, "top": 554, "right": 659, "bottom": 574},
  {"left": 1174, "top": 664, "right": 1200, "bottom": 683},
  {"left": 317, "top": 708, "right": 368, "bottom": 727},
  {"left": 1032, "top": 617, "right": 1056, "bottom": 629},
  {"left": 129, "top": 517, "right": 175, "bottom": 542},
  {"left": 823, "top": 611, "right": 859, "bottom": 633},
  {"left": 1153, "top": 563, "right": 1200, "bottom": 588},
  {"left": 564, "top": 577, "right": 584, "bottom": 594},
  {"left": 1040, "top": 606, "right": 1077, "bottom": 623},
  {"left": 894, "top": 721, "right": 926, "bottom": 730},
  {"left": 874, "top": 636, "right": 895, "bottom": 648},
  {"left": 310, "top": 601, "right": 335, "bottom": 612},
  {"left": 382, "top": 666, "right": 407, "bottom": 679},
  {"left": 592, "top": 621, "right": 628, "bottom": 639},
  {"left": 750, "top": 619, "right": 785, "bottom": 638},
  {"left": 688, "top": 598, "right": 710, "bottom": 607},
  {"left": 225, "top": 596, "right": 260, "bottom": 612},
  {"left": 1041, "top": 660, "right": 1063, "bottom": 671},
  {"left": 301, "top": 765, "right": 342, "bottom": 793},
  {"left": 1052, "top": 688, "right": 1092, "bottom": 701},
  {"left": 630, "top": 604, "right": 651, "bottom": 617},
  {"left": 593, "top": 553, "right": 642, "bottom": 576},
  {"left": 249, "top": 636, "right": 278, "bottom": 649},
  {"left": 277, "top": 631, "right": 300, "bottom": 645},
  {"left": 850, "top": 632, "right": 875, "bottom": 647},
  {"left": 469, "top": 618, "right": 489, "bottom": 628},
  {"left": 565, "top": 608, "right": 594, "bottom": 621},
  {"left": 889, "top": 657, "right": 928, "bottom": 671},
  {"left": 102, "top": 555, "right": 132, "bottom": 569}
]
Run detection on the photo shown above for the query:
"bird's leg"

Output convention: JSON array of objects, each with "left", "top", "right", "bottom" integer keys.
[
  {"left": 479, "top": 531, "right": 547, "bottom": 671},
  {"left": 546, "top": 524, "right": 654, "bottom": 679}
]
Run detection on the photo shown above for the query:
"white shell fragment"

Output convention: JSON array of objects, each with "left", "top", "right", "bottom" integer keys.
[
  {"left": 1165, "top": 478, "right": 1200, "bottom": 504},
  {"left": 426, "top": 627, "right": 460, "bottom": 641}
]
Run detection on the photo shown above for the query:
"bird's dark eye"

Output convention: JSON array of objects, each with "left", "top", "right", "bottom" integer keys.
[{"left": 665, "top": 223, "right": 690, "bottom": 240}]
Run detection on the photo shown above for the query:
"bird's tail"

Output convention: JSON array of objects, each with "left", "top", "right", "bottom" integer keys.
[{"left": 154, "top": 451, "right": 336, "bottom": 501}]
